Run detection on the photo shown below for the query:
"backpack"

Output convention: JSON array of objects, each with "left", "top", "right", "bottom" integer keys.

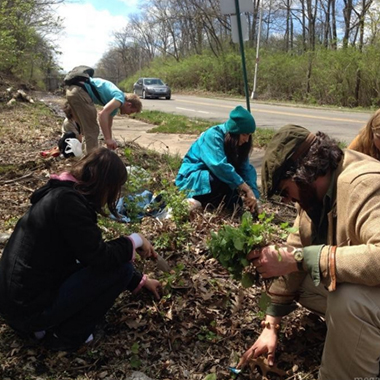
[
  {"left": 63, "top": 65, "right": 95, "bottom": 86},
  {"left": 63, "top": 65, "right": 103, "bottom": 105}
]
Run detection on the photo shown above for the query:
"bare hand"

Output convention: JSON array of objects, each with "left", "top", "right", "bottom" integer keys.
[
  {"left": 243, "top": 189, "right": 258, "bottom": 213},
  {"left": 144, "top": 277, "right": 162, "bottom": 299},
  {"left": 105, "top": 138, "right": 118, "bottom": 150},
  {"left": 237, "top": 328, "right": 278, "bottom": 368},
  {"left": 136, "top": 234, "right": 158, "bottom": 260},
  {"left": 244, "top": 195, "right": 258, "bottom": 213},
  {"left": 255, "top": 200, "right": 263, "bottom": 215},
  {"left": 247, "top": 245, "right": 298, "bottom": 278}
]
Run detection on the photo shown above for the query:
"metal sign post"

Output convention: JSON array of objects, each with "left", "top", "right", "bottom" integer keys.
[{"left": 220, "top": 0, "right": 252, "bottom": 112}]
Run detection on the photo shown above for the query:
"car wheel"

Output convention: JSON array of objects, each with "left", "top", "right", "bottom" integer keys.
[
  {"left": 166, "top": 94, "right": 171, "bottom": 100},
  {"left": 142, "top": 90, "right": 147, "bottom": 99}
]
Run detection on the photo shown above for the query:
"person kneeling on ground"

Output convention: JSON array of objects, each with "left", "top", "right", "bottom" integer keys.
[
  {"left": 175, "top": 105, "right": 260, "bottom": 214},
  {"left": 0, "top": 148, "right": 161, "bottom": 351},
  {"left": 238, "top": 125, "right": 380, "bottom": 379}
]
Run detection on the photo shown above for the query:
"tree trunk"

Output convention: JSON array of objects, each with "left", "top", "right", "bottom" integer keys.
[
  {"left": 306, "top": 53, "right": 314, "bottom": 98},
  {"left": 331, "top": 0, "right": 337, "bottom": 49},
  {"left": 343, "top": 0, "right": 353, "bottom": 48}
]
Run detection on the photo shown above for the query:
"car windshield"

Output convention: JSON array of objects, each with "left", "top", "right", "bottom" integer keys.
[{"left": 144, "top": 78, "right": 164, "bottom": 86}]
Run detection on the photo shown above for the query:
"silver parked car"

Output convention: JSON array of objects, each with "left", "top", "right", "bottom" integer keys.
[{"left": 133, "top": 77, "right": 171, "bottom": 100}]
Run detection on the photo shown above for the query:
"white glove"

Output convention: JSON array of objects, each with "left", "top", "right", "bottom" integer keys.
[{"left": 65, "top": 138, "right": 83, "bottom": 157}]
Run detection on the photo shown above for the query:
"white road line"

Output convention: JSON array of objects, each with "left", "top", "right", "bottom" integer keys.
[
  {"left": 177, "top": 107, "right": 196, "bottom": 112},
  {"left": 175, "top": 99, "right": 365, "bottom": 124},
  {"left": 176, "top": 107, "right": 211, "bottom": 115}
]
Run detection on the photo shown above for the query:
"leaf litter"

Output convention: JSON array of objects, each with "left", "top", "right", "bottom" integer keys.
[{"left": 0, "top": 88, "right": 326, "bottom": 380}]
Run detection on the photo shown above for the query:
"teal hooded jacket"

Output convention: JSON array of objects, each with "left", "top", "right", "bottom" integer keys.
[{"left": 175, "top": 123, "right": 260, "bottom": 199}]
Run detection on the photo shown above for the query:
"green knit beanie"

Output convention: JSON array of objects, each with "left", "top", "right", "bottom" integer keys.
[{"left": 225, "top": 106, "right": 256, "bottom": 134}]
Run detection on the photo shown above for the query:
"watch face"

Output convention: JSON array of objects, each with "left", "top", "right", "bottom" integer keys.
[{"left": 294, "top": 249, "right": 304, "bottom": 262}]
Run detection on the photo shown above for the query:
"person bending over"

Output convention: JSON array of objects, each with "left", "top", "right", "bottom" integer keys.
[
  {"left": 238, "top": 124, "right": 380, "bottom": 380},
  {"left": 66, "top": 76, "right": 142, "bottom": 153}
]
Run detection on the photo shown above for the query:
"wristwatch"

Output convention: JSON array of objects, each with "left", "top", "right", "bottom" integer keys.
[{"left": 293, "top": 248, "right": 304, "bottom": 271}]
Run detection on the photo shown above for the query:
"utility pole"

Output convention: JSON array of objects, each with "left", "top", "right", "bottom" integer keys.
[
  {"left": 251, "top": 2, "right": 263, "bottom": 99},
  {"left": 235, "top": 0, "right": 251, "bottom": 112}
]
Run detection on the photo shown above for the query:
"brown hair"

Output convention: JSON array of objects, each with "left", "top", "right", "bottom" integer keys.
[
  {"left": 282, "top": 131, "right": 343, "bottom": 185},
  {"left": 124, "top": 93, "right": 142, "bottom": 113},
  {"left": 69, "top": 148, "right": 127, "bottom": 216},
  {"left": 351, "top": 109, "right": 380, "bottom": 160},
  {"left": 224, "top": 132, "right": 253, "bottom": 171}
]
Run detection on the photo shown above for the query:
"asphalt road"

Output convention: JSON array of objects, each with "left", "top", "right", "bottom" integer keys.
[{"left": 140, "top": 94, "right": 372, "bottom": 145}]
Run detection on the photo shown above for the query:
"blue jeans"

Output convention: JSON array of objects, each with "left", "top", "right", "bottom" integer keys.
[{"left": 11, "top": 263, "right": 134, "bottom": 346}]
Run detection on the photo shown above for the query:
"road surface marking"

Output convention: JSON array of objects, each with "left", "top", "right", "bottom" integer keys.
[
  {"left": 177, "top": 107, "right": 196, "bottom": 112},
  {"left": 174, "top": 99, "right": 366, "bottom": 124},
  {"left": 176, "top": 107, "right": 211, "bottom": 115}
]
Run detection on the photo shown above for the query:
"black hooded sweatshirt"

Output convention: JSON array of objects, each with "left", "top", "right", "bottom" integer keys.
[{"left": 0, "top": 178, "right": 142, "bottom": 320}]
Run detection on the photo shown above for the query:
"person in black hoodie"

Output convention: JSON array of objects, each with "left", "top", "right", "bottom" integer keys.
[{"left": 0, "top": 148, "right": 161, "bottom": 351}]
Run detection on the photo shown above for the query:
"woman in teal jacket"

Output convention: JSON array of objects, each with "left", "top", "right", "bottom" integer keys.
[{"left": 175, "top": 106, "right": 260, "bottom": 212}]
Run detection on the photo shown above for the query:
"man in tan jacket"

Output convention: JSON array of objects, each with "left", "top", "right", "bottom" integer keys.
[{"left": 238, "top": 124, "right": 380, "bottom": 379}]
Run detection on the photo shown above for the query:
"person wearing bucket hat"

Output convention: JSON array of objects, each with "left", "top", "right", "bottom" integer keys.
[
  {"left": 175, "top": 105, "right": 260, "bottom": 213},
  {"left": 238, "top": 124, "right": 380, "bottom": 379}
]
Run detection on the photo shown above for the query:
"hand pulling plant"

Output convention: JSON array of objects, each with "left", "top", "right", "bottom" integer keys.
[{"left": 208, "top": 212, "right": 292, "bottom": 289}]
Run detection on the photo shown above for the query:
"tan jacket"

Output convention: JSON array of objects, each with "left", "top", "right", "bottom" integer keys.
[{"left": 268, "top": 149, "right": 380, "bottom": 314}]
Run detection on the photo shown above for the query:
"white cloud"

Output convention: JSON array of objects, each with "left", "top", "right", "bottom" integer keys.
[{"left": 54, "top": 2, "right": 128, "bottom": 72}]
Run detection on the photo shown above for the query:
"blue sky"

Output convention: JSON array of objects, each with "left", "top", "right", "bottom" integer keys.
[
  {"left": 53, "top": 0, "right": 142, "bottom": 72},
  {"left": 80, "top": 0, "right": 140, "bottom": 17}
]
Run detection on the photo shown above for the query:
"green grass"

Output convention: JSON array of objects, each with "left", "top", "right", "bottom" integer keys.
[
  {"left": 132, "top": 110, "right": 210, "bottom": 134},
  {"left": 254, "top": 127, "right": 277, "bottom": 149},
  {"left": 131, "top": 110, "right": 277, "bottom": 148}
]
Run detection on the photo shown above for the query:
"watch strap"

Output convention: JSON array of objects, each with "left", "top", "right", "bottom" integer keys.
[{"left": 296, "top": 260, "right": 304, "bottom": 271}]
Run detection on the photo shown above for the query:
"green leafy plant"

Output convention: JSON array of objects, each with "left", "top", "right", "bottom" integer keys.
[
  {"left": 202, "top": 374, "right": 217, "bottom": 380},
  {"left": 153, "top": 181, "right": 194, "bottom": 251},
  {"left": 158, "top": 179, "right": 189, "bottom": 224},
  {"left": 4, "top": 216, "right": 19, "bottom": 230},
  {"left": 129, "top": 342, "right": 141, "bottom": 369},
  {"left": 197, "top": 324, "right": 221, "bottom": 343},
  {"left": 208, "top": 212, "right": 290, "bottom": 288},
  {"left": 161, "top": 263, "right": 186, "bottom": 291}
]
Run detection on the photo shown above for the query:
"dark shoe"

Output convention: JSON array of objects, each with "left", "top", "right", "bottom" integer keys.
[
  {"left": 10, "top": 326, "right": 44, "bottom": 342},
  {"left": 43, "top": 331, "right": 82, "bottom": 352}
]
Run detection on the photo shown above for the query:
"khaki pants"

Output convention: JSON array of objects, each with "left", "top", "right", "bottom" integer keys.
[
  {"left": 299, "top": 276, "right": 380, "bottom": 380},
  {"left": 66, "top": 85, "right": 99, "bottom": 153}
]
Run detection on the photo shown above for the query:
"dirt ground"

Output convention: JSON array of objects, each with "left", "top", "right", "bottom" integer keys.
[{"left": 0, "top": 82, "right": 326, "bottom": 380}]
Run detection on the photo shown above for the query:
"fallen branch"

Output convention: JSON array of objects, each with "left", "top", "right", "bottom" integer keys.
[{"left": 0, "top": 172, "right": 33, "bottom": 185}]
